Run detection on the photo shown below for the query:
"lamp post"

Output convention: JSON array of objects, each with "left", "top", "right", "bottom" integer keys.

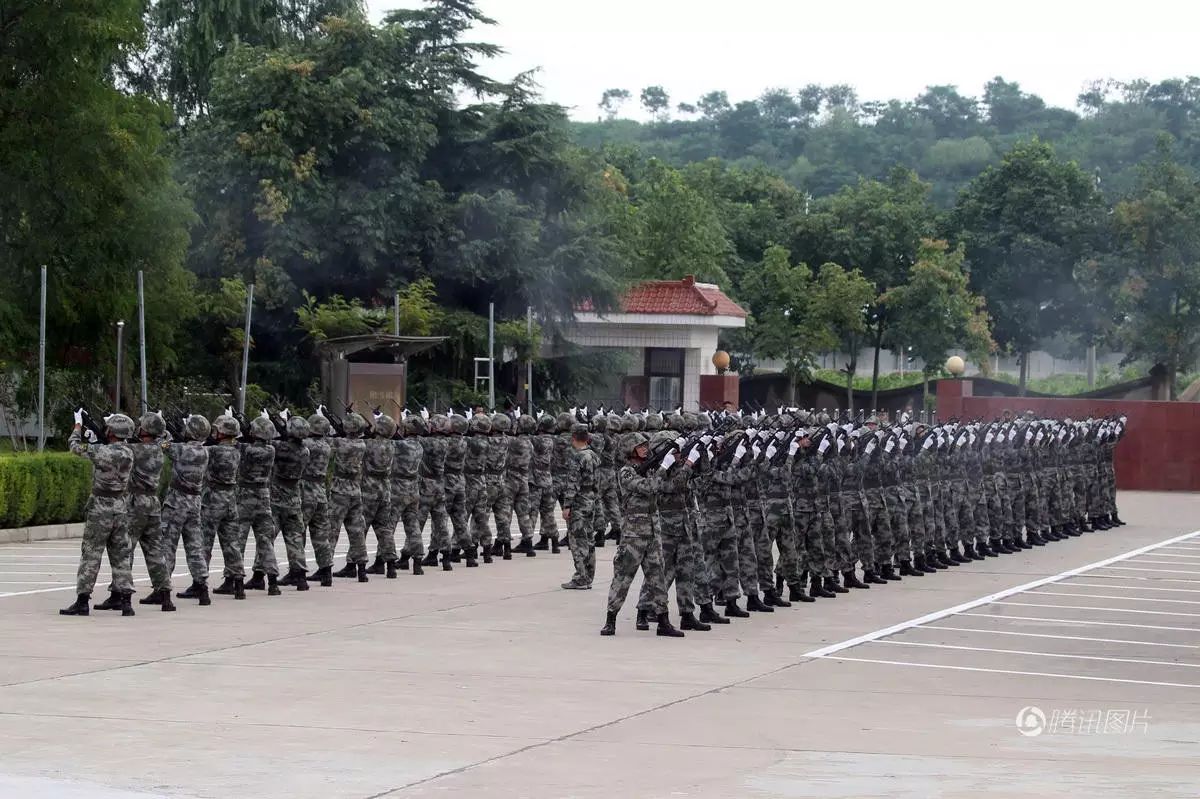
[
  {"left": 945, "top": 355, "right": 966, "bottom": 378},
  {"left": 115, "top": 320, "right": 126, "bottom": 411}
]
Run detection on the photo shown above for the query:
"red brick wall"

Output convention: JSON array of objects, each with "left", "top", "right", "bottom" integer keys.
[
  {"left": 937, "top": 379, "right": 1198, "bottom": 491},
  {"left": 699, "top": 375, "right": 739, "bottom": 410}
]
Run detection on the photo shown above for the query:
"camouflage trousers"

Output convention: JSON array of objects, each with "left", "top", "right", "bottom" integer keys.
[
  {"left": 969, "top": 482, "right": 990, "bottom": 542},
  {"left": 988, "top": 474, "right": 1013, "bottom": 540},
  {"left": 162, "top": 492, "right": 207, "bottom": 590},
  {"left": 361, "top": 476, "right": 394, "bottom": 563},
  {"left": 593, "top": 467, "right": 623, "bottom": 538},
  {"left": 844, "top": 491, "right": 871, "bottom": 569},
  {"left": 828, "top": 497, "right": 853, "bottom": 573},
  {"left": 607, "top": 527, "right": 668, "bottom": 615},
  {"left": 1102, "top": 462, "right": 1117, "bottom": 514},
  {"left": 502, "top": 474, "right": 533, "bottom": 544},
  {"left": 903, "top": 485, "right": 927, "bottom": 556},
  {"left": 444, "top": 473, "right": 473, "bottom": 551},
  {"left": 887, "top": 486, "right": 911, "bottom": 561},
  {"left": 638, "top": 506, "right": 698, "bottom": 615},
  {"left": 1008, "top": 474, "right": 1028, "bottom": 536},
  {"left": 302, "top": 480, "right": 333, "bottom": 569},
  {"left": 529, "top": 479, "right": 558, "bottom": 539},
  {"left": 923, "top": 483, "right": 946, "bottom": 551},
  {"left": 486, "top": 475, "right": 513, "bottom": 544},
  {"left": 863, "top": 488, "right": 893, "bottom": 569},
  {"left": 566, "top": 495, "right": 597, "bottom": 586},
  {"left": 768, "top": 498, "right": 804, "bottom": 585},
  {"left": 418, "top": 477, "right": 452, "bottom": 553},
  {"left": 1071, "top": 466, "right": 1090, "bottom": 519},
  {"left": 700, "top": 500, "right": 740, "bottom": 602},
  {"left": 201, "top": 487, "right": 238, "bottom": 580},
  {"left": 1057, "top": 469, "right": 1076, "bottom": 526},
  {"left": 390, "top": 478, "right": 423, "bottom": 558},
  {"left": 273, "top": 500, "right": 307, "bottom": 574},
  {"left": 465, "top": 474, "right": 491, "bottom": 550},
  {"left": 328, "top": 488, "right": 366, "bottom": 563},
  {"left": 239, "top": 487, "right": 278, "bottom": 577},
  {"left": 732, "top": 500, "right": 760, "bottom": 595},
  {"left": 76, "top": 496, "right": 132, "bottom": 596},
  {"left": 114, "top": 494, "right": 169, "bottom": 593},
  {"left": 1023, "top": 475, "right": 1045, "bottom": 533},
  {"left": 749, "top": 498, "right": 776, "bottom": 594}
]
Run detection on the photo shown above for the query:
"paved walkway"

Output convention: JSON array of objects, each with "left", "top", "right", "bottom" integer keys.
[{"left": 1, "top": 492, "right": 1198, "bottom": 798}]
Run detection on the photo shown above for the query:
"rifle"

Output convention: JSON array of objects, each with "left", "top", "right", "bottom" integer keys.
[{"left": 78, "top": 406, "right": 108, "bottom": 441}]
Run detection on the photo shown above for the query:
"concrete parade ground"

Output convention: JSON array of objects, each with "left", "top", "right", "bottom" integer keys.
[{"left": 0, "top": 492, "right": 1198, "bottom": 798}]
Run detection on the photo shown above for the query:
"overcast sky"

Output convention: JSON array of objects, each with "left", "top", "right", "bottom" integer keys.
[{"left": 365, "top": 0, "right": 1200, "bottom": 121}]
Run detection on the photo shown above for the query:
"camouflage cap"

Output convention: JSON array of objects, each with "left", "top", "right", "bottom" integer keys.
[
  {"left": 644, "top": 412, "right": 664, "bottom": 432},
  {"left": 570, "top": 422, "right": 590, "bottom": 437},
  {"left": 468, "top": 414, "right": 491, "bottom": 435},
  {"left": 536, "top": 414, "right": 555, "bottom": 433},
  {"left": 555, "top": 412, "right": 574, "bottom": 432},
  {"left": 449, "top": 414, "right": 469, "bottom": 435},
  {"left": 404, "top": 415, "right": 427, "bottom": 436},
  {"left": 429, "top": 414, "right": 449, "bottom": 434},
  {"left": 372, "top": 414, "right": 397, "bottom": 438},
  {"left": 307, "top": 414, "right": 331, "bottom": 437},
  {"left": 591, "top": 413, "right": 608, "bottom": 433},
  {"left": 104, "top": 413, "right": 136, "bottom": 441},
  {"left": 184, "top": 414, "right": 211, "bottom": 441},
  {"left": 516, "top": 414, "right": 536, "bottom": 434},
  {"left": 490, "top": 413, "right": 512, "bottom": 434},
  {"left": 666, "top": 412, "right": 685, "bottom": 432},
  {"left": 138, "top": 412, "right": 166, "bottom": 439},
  {"left": 213, "top": 414, "right": 241, "bottom": 438},
  {"left": 249, "top": 416, "right": 277, "bottom": 441},
  {"left": 342, "top": 412, "right": 367, "bottom": 436},
  {"left": 650, "top": 429, "right": 677, "bottom": 448},
  {"left": 286, "top": 415, "right": 310, "bottom": 439},
  {"left": 620, "top": 431, "right": 649, "bottom": 459}
]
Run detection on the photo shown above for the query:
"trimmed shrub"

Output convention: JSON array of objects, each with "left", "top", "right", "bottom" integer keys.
[{"left": 0, "top": 454, "right": 93, "bottom": 528}]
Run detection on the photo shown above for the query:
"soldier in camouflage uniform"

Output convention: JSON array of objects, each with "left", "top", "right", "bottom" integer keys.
[
  {"left": 856, "top": 429, "right": 890, "bottom": 588},
  {"left": 698, "top": 433, "right": 747, "bottom": 618},
  {"left": 562, "top": 424, "right": 599, "bottom": 589},
  {"left": 464, "top": 414, "right": 493, "bottom": 566},
  {"left": 60, "top": 412, "right": 136, "bottom": 618},
  {"left": 444, "top": 413, "right": 476, "bottom": 566},
  {"left": 551, "top": 412, "right": 574, "bottom": 547},
  {"left": 417, "top": 414, "right": 454, "bottom": 570},
  {"left": 759, "top": 422, "right": 804, "bottom": 607},
  {"left": 394, "top": 415, "right": 427, "bottom": 573},
  {"left": 731, "top": 427, "right": 772, "bottom": 613},
  {"left": 361, "top": 413, "right": 396, "bottom": 577},
  {"left": 587, "top": 414, "right": 610, "bottom": 548},
  {"left": 152, "top": 414, "right": 212, "bottom": 610},
  {"left": 508, "top": 414, "right": 537, "bottom": 556},
  {"left": 239, "top": 415, "right": 280, "bottom": 596},
  {"left": 329, "top": 411, "right": 370, "bottom": 582},
  {"left": 530, "top": 414, "right": 560, "bottom": 553},
  {"left": 599, "top": 433, "right": 684, "bottom": 638},
  {"left": 302, "top": 413, "right": 335, "bottom": 586},
  {"left": 485, "top": 413, "right": 514, "bottom": 560},
  {"left": 96, "top": 413, "right": 170, "bottom": 613},
  {"left": 784, "top": 430, "right": 821, "bottom": 603},
  {"left": 196, "top": 414, "right": 241, "bottom": 603},
  {"left": 810, "top": 432, "right": 841, "bottom": 599},
  {"left": 273, "top": 414, "right": 312, "bottom": 590}
]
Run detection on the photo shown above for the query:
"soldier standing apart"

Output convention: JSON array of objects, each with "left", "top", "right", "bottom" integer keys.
[
  {"left": 95, "top": 413, "right": 170, "bottom": 613},
  {"left": 302, "top": 414, "right": 335, "bottom": 587},
  {"left": 198, "top": 414, "right": 240, "bottom": 603},
  {"left": 561, "top": 424, "right": 599, "bottom": 590},
  {"left": 153, "top": 413, "right": 211, "bottom": 610},
  {"left": 60, "top": 412, "right": 136, "bottom": 618},
  {"left": 240, "top": 414, "right": 280, "bottom": 596},
  {"left": 361, "top": 413, "right": 397, "bottom": 577},
  {"left": 272, "top": 414, "right": 312, "bottom": 591},
  {"left": 600, "top": 433, "right": 684, "bottom": 637},
  {"left": 329, "top": 411, "right": 370, "bottom": 582},
  {"left": 530, "top": 414, "right": 560, "bottom": 553}
]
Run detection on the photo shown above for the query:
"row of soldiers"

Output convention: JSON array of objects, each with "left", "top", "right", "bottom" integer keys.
[{"left": 558, "top": 408, "right": 1127, "bottom": 637}]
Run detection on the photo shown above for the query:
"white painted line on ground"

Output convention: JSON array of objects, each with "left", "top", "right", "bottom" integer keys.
[
  {"left": 958, "top": 612, "right": 1200, "bottom": 632},
  {"left": 1095, "top": 566, "right": 1200, "bottom": 577},
  {"left": 0, "top": 581, "right": 69, "bottom": 585},
  {"left": 1083, "top": 573, "right": 1200, "bottom": 585},
  {"left": 993, "top": 601, "right": 1200, "bottom": 618},
  {"left": 921, "top": 624, "right": 1200, "bottom": 649},
  {"left": 1141, "top": 552, "right": 1200, "bottom": 560},
  {"left": 814, "top": 656, "right": 1200, "bottom": 689},
  {"left": 879, "top": 639, "right": 1200, "bottom": 670},
  {"left": 1060, "top": 581, "right": 1200, "bottom": 593},
  {"left": 1121, "top": 560, "right": 1200, "bottom": 569},
  {"left": 799, "top": 528, "right": 1200, "bottom": 659},
  {"left": 1027, "top": 590, "right": 1200, "bottom": 605}
]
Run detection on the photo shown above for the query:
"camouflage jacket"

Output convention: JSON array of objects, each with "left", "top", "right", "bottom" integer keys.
[
  {"left": 237, "top": 441, "right": 275, "bottom": 488},
  {"left": 205, "top": 441, "right": 241, "bottom": 490},
  {"left": 530, "top": 433, "right": 554, "bottom": 488},
  {"left": 164, "top": 441, "right": 209, "bottom": 496},
  {"left": 562, "top": 446, "right": 599, "bottom": 508},
  {"left": 70, "top": 427, "right": 133, "bottom": 496},
  {"left": 271, "top": 439, "right": 310, "bottom": 508}
]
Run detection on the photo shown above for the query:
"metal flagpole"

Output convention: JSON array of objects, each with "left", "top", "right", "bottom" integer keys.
[
  {"left": 238, "top": 283, "right": 254, "bottom": 414},
  {"left": 115, "top": 321, "right": 125, "bottom": 411},
  {"left": 488, "top": 302, "right": 495, "bottom": 411},
  {"left": 526, "top": 306, "right": 533, "bottom": 414},
  {"left": 37, "top": 266, "right": 46, "bottom": 452},
  {"left": 138, "top": 271, "right": 148, "bottom": 414}
]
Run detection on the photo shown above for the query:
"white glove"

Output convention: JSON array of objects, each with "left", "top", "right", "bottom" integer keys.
[
  {"left": 746, "top": 427, "right": 757, "bottom": 438},
  {"left": 788, "top": 440, "right": 800, "bottom": 456},
  {"left": 700, "top": 434, "right": 712, "bottom": 445},
  {"left": 259, "top": 408, "right": 269, "bottom": 420},
  {"left": 751, "top": 443, "right": 762, "bottom": 459},
  {"left": 280, "top": 408, "right": 290, "bottom": 421},
  {"left": 674, "top": 436, "right": 686, "bottom": 447},
  {"left": 225, "top": 406, "right": 234, "bottom": 417},
  {"left": 686, "top": 446, "right": 701, "bottom": 465},
  {"left": 73, "top": 408, "right": 83, "bottom": 426},
  {"left": 373, "top": 410, "right": 383, "bottom": 420},
  {"left": 734, "top": 444, "right": 747, "bottom": 463},
  {"left": 420, "top": 407, "right": 430, "bottom": 421},
  {"left": 765, "top": 444, "right": 777, "bottom": 460},
  {"left": 818, "top": 438, "right": 831, "bottom": 454},
  {"left": 775, "top": 430, "right": 787, "bottom": 441},
  {"left": 84, "top": 429, "right": 98, "bottom": 443},
  {"left": 885, "top": 438, "right": 895, "bottom": 453},
  {"left": 660, "top": 452, "right": 677, "bottom": 471},
  {"left": 316, "top": 405, "right": 328, "bottom": 419}
]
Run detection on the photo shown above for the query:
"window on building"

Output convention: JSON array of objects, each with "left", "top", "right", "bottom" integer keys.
[{"left": 645, "top": 347, "right": 684, "bottom": 409}]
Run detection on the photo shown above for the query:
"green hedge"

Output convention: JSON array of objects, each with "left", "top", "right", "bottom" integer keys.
[{"left": 0, "top": 454, "right": 93, "bottom": 528}]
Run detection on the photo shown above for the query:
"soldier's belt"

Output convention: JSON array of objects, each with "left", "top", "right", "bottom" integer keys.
[
  {"left": 206, "top": 480, "right": 237, "bottom": 489},
  {"left": 169, "top": 481, "right": 202, "bottom": 496},
  {"left": 92, "top": 488, "right": 126, "bottom": 499},
  {"left": 365, "top": 470, "right": 390, "bottom": 478},
  {"left": 238, "top": 481, "right": 269, "bottom": 489}
]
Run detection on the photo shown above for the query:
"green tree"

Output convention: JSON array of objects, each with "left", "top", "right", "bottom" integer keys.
[
  {"left": 950, "top": 140, "right": 1103, "bottom": 393},
  {"left": 599, "top": 88, "right": 631, "bottom": 120},
  {"left": 627, "top": 160, "right": 732, "bottom": 285},
  {"left": 1110, "top": 137, "right": 1200, "bottom": 398},
  {"left": 811, "top": 263, "right": 876, "bottom": 410},
  {"left": 640, "top": 85, "right": 671, "bottom": 121},
  {"left": 884, "top": 239, "right": 994, "bottom": 407}
]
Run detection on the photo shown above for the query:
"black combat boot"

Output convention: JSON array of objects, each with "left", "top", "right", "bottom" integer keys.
[
  {"left": 551, "top": 538, "right": 561, "bottom": 554},
  {"left": 699, "top": 602, "right": 731, "bottom": 623},
  {"left": 593, "top": 531, "right": 606, "bottom": 548},
  {"left": 490, "top": 540, "right": 505, "bottom": 556},
  {"left": 94, "top": 590, "right": 123, "bottom": 611},
  {"left": 233, "top": 577, "right": 246, "bottom": 600},
  {"left": 912, "top": 554, "right": 930, "bottom": 573},
  {"left": 309, "top": 566, "right": 333, "bottom": 587},
  {"left": 139, "top": 588, "right": 166, "bottom": 606},
  {"left": 810, "top": 573, "right": 836, "bottom": 597},
  {"left": 656, "top": 612, "right": 685, "bottom": 637},
  {"left": 464, "top": 547, "right": 478, "bottom": 568},
  {"left": 600, "top": 610, "right": 617, "bottom": 636},
  {"left": 635, "top": 608, "right": 650, "bottom": 631},
  {"left": 746, "top": 593, "right": 774, "bottom": 612},
  {"left": 764, "top": 588, "right": 792, "bottom": 607},
  {"left": 879, "top": 565, "right": 901, "bottom": 582},
  {"left": 1028, "top": 531, "right": 1046, "bottom": 546},
  {"left": 267, "top": 574, "right": 281, "bottom": 596},
  {"left": 450, "top": 548, "right": 462, "bottom": 563},
  {"left": 441, "top": 550, "right": 454, "bottom": 571},
  {"left": 1112, "top": 513, "right": 1126, "bottom": 526},
  {"left": 245, "top": 570, "right": 267, "bottom": 590},
  {"left": 366, "top": 556, "right": 387, "bottom": 575},
  {"left": 279, "top": 570, "right": 297, "bottom": 586},
  {"left": 865, "top": 569, "right": 888, "bottom": 585},
  {"left": 295, "top": 570, "right": 310, "bottom": 591},
  {"left": 557, "top": 535, "right": 569, "bottom": 548},
  {"left": 421, "top": 551, "right": 439, "bottom": 567},
  {"left": 481, "top": 546, "right": 493, "bottom": 565},
  {"left": 514, "top": 538, "right": 536, "bottom": 557},
  {"left": 533, "top": 535, "right": 550, "bottom": 551},
  {"left": 333, "top": 562, "right": 358, "bottom": 578},
  {"left": 502, "top": 541, "right": 513, "bottom": 561},
  {"left": 161, "top": 592, "right": 176, "bottom": 612},
  {"left": 176, "top": 582, "right": 199, "bottom": 599},
  {"left": 1079, "top": 518, "right": 1093, "bottom": 533},
  {"left": 936, "top": 549, "right": 956, "bottom": 567},
  {"left": 119, "top": 593, "right": 135, "bottom": 617},
  {"left": 411, "top": 556, "right": 424, "bottom": 576},
  {"left": 843, "top": 569, "right": 870, "bottom": 589},
  {"left": 979, "top": 539, "right": 998, "bottom": 556},
  {"left": 898, "top": 560, "right": 922, "bottom": 577},
  {"left": 60, "top": 593, "right": 90, "bottom": 616},
  {"left": 357, "top": 563, "right": 369, "bottom": 582},
  {"left": 724, "top": 599, "right": 750, "bottom": 618},
  {"left": 788, "top": 582, "right": 816, "bottom": 603},
  {"left": 196, "top": 582, "right": 211, "bottom": 606},
  {"left": 398, "top": 551, "right": 411, "bottom": 571},
  {"left": 387, "top": 559, "right": 398, "bottom": 578},
  {"left": 961, "top": 543, "right": 979, "bottom": 561},
  {"left": 948, "top": 548, "right": 968, "bottom": 564},
  {"left": 211, "top": 577, "right": 235, "bottom": 595},
  {"left": 680, "top": 611, "right": 711, "bottom": 631}
]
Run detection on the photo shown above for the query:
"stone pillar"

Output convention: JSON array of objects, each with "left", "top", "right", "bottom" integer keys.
[{"left": 935, "top": 377, "right": 972, "bottom": 421}]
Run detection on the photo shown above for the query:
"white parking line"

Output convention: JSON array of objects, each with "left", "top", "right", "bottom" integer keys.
[
  {"left": 1095, "top": 566, "right": 1200, "bottom": 577},
  {"left": 1059, "top": 581, "right": 1200, "bottom": 593},
  {"left": 817, "top": 656, "right": 1200, "bottom": 689},
  {"left": 1121, "top": 560, "right": 1200, "bottom": 569},
  {"left": 1083, "top": 573, "right": 1200, "bottom": 585},
  {"left": 1025, "top": 590, "right": 1200, "bottom": 605},
  {"left": 920, "top": 624, "right": 1200, "bottom": 650},
  {"left": 957, "top": 612, "right": 1200, "bottom": 632},
  {"left": 879, "top": 639, "right": 1200, "bottom": 669},
  {"left": 799, "top": 528, "right": 1200, "bottom": 659},
  {"left": 992, "top": 601, "right": 1200, "bottom": 618},
  {"left": 1141, "top": 553, "right": 1200, "bottom": 560}
]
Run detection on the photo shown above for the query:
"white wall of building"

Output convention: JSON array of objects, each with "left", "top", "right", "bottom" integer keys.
[{"left": 756, "top": 348, "right": 1128, "bottom": 381}]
